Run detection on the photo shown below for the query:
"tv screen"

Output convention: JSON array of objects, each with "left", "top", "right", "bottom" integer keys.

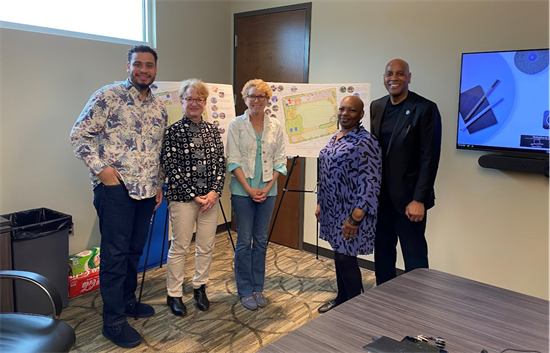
[{"left": 456, "top": 48, "right": 549, "bottom": 155}]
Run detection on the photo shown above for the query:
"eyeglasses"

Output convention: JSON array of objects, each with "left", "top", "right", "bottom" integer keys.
[
  {"left": 183, "top": 97, "right": 206, "bottom": 104},
  {"left": 246, "top": 95, "right": 267, "bottom": 101}
]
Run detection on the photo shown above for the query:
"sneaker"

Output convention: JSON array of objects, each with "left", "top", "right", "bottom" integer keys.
[
  {"left": 102, "top": 321, "right": 142, "bottom": 348},
  {"left": 241, "top": 295, "right": 258, "bottom": 311},
  {"left": 124, "top": 302, "right": 155, "bottom": 318},
  {"left": 253, "top": 292, "right": 267, "bottom": 308}
]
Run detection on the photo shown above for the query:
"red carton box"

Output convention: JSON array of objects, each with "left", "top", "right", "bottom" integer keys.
[{"left": 69, "top": 267, "right": 100, "bottom": 298}]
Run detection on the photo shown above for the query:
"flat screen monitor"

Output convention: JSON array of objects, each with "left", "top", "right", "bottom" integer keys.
[{"left": 456, "top": 48, "right": 549, "bottom": 155}]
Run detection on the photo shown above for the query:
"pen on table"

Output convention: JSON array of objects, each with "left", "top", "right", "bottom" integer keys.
[
  {"left": 463, "top": 79, "right": 500, "bottom": 122},
  {"left": 460, "top": 98, "right": 504, "bottom": 132}
]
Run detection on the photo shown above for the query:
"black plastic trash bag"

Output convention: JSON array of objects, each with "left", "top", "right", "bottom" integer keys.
[{"left": 1, "top": 208, "right": 73, "bottom": 240}]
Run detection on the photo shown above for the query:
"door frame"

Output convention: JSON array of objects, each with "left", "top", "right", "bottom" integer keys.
[{"left": 233, "top": 2, "right": 312, "bottom": 90}]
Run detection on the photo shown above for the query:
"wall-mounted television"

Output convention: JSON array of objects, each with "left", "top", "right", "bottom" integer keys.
[{"left": 456, "top": 48, "right": 549, "bottom": 156}]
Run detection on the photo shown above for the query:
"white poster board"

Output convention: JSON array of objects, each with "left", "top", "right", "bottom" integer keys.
[
  {"left": 147, "top": 81, "right": 370, "bottom": 158},
  {"left": 265, "top": 82, "right": 371, "bottom": 157},
  {"left": 151, "top": 81, "right": 235, "bottom": 147}
]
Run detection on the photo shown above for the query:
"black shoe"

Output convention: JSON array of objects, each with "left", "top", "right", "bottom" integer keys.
[
  {"left": 193, "top": 284, "right": 210, "bottom": 311},
  {"left": 124, "top": 302, "right": 155, "bottom": 318},
  {"left": 102, "top": 321, "right": 142, "bottom": 348},
  {"left": 318, "top": 300, "right": 338, "bottom": 314},
  {"left": 167, "top": 296, "right": 187, "bottom": 316}
]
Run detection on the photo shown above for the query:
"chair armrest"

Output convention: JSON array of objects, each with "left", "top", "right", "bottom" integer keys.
[{"left": 0, "top": 270, "right": 62, "bottom": 318}]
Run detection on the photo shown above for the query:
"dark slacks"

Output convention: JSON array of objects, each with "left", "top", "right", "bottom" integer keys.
[
  {"left": 93, "top": 183, "right": 156, "bottom": 327},
  {"left": 334, "top": 252, "right": 362, "bottom": 305},
  {"left": 374, "top": 188, "right": 428, "bottom": 286}
]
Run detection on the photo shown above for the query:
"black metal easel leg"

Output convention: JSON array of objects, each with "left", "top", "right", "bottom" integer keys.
[
  {"left": 316, "top": 215, "right": 319, "bottom": 260},
  {"left": 316, "top": 159, "right": 319, "bottom": 259},
  {"left": 267, "top": 156, "right": 299, "bottom": 244},
  {"left": 218, "top": 200, "right": 235, "bottom": 251},
  {"left": 159, "top": 205, "right": 169, "bottom": 268},
  {"left": 135, "top": 211, "right": 156, "bottom": 319}
]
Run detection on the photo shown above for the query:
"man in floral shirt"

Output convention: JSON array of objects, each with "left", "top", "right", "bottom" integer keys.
[{"left": 70, "top": 45, "right": 167, "bottom": 348}]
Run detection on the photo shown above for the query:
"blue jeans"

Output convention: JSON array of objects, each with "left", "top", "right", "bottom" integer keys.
[
  {"left": 232, "top": 195, "right": 276, "bottom": 296},
  {"left": 93, "top": 183, "right": 156, "bottom": 327}
]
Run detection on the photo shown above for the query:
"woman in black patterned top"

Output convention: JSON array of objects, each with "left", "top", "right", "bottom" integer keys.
[{"left": 161, "top": 78, "right": 226, "bottom": 316}]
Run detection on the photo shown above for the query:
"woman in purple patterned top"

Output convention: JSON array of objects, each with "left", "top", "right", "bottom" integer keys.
[{"left": 315, "top": 96, "right": 382, "bottom": 314}]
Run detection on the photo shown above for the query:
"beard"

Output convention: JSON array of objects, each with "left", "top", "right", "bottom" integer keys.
[{"left": 130, "top": 73, "right": 155, "bottom": 91}]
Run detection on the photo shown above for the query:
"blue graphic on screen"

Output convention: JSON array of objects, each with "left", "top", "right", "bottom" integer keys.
[{"left": 456, "top": 49, "right": 549, "bottom": 154}]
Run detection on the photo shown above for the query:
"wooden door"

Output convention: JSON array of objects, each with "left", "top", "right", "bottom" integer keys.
[{"left": 234, "top": 3, "right": 311, "bottom": 249}]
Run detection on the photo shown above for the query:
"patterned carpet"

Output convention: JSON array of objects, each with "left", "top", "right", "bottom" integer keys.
[{"left": 62, "top": 232, "right": 376, "bottom": 352}]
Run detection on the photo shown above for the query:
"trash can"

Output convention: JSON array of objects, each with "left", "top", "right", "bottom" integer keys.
[{"left": 1, "top": 208, "right": 72, "bottom": 315}]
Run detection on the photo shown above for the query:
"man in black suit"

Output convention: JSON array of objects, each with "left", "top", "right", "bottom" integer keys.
[{"left": 370, "top": 58, "right": 442, "bottom": 285}]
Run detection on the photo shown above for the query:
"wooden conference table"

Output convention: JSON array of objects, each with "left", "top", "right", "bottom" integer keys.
[{"left": 259, "top": 269, "right": 549, "bottom": 353}]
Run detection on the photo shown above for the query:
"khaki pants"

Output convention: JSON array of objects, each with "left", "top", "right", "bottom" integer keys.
[{"left": 166, "top": 200, "right": 219, "bottom": 297}]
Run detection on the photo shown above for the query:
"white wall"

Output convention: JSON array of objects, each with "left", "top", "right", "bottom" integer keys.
[
  {"left": 1, "top": 0, "right": 547, "bottom": 300},
  {"left": 0, "top": 0, "right": 233, "bottom": 254},
  {"left": 231, "top": 0, "right": 549, "bottom": 299}
]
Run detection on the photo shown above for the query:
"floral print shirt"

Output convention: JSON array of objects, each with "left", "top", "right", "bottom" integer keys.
[{"left": 70, "top": 78, "right": 168, "bottom": 200}]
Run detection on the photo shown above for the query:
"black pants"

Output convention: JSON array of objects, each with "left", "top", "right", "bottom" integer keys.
[
  {"left": 334, "top": 252, "right": 362, "bottom": 305},
  {"left": 93, "top": 183, "right": 156, "bottom": 326},
  {"left": 374, "top": 190, "right": 429, "bottom": 286}
]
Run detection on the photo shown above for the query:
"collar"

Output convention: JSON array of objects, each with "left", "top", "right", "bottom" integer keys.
[
  {"left": 344, "top": 125, "right": 362, "bottom": 137},
  {"left": 124, "top": 78, "right": 152, "bottom": 102},
  {"left": 245, "top": 109, "right": 267, "bottom": 122},
  {"left": 244, "top": 110, "right": 268, "bottom": 133},
  {"left": 182, "top": 115, "right": 204, "bottom": 126},
  {"left": 334, "top": 125, "right": 362, "bottom": 143}
]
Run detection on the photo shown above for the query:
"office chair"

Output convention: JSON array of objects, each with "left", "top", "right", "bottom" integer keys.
[{"left": 0, "top": 270, "right": 76, "bottom": 353}]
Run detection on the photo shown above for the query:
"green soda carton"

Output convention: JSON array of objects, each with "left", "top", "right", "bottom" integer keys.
[{"left": 69, "top": 247, "right": 100, "bottom": 276}]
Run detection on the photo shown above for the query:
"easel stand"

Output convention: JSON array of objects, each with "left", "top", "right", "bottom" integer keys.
[
  {"left": 267, "top": 155, "right": 318, "bottom": 257},
  {"left": 134, "top": 211, "right": 157, "bottom": 319},
  {"left": 159, "top": 209, "right": 169, "bottom": 268},
  {"left": 218, "top": 201, "right": 236, "bottom": 251}
]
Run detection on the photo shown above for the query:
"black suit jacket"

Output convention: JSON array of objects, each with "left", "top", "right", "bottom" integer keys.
[{"left": 370, "top": 91, "right": 442, "bottom": 213}]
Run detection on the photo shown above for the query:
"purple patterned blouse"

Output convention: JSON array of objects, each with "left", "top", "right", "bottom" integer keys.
[{"left": 317, "top": 125, "right": 382, "bottom": 256}]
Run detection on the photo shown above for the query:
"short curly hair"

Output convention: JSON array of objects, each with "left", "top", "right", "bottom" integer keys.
[
  {"left": 127, "top": 45, "right": 158, "bottom": 64},
  {"left": 241, "top": 79, "right": 272, "bottom": 100},
  {"left": 178, "top": 78, "right": 209, "bottom": 100}
]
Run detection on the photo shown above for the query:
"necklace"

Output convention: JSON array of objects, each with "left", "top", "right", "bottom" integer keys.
[{"left": 251, "top": 118, "right": 264, "bottom": 130}]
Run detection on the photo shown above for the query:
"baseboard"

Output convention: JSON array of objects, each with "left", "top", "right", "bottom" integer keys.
[{"left": 302, "top": 242, "right": 404, "bottom": 275}]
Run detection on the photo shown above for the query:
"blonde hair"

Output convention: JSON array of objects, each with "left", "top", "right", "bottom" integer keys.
[
  {"left": 178, "top": 78, "right": 209, "bottom": 100},
  {"left": 241, "top": 79, "right": 272, "bottom": 100}
]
